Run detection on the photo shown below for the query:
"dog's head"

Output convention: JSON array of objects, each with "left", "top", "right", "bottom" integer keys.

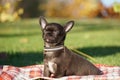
[{"left": 39, "top": 16, "right": 74, "bottom": 46}]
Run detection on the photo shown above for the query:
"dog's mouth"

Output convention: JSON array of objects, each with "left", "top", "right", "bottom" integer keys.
[
  {"left": 45, "top": 39, "right": 55, "bottom": 43},
  {"left": 44, "top": 36, "right": 57, "bottom": 43}
]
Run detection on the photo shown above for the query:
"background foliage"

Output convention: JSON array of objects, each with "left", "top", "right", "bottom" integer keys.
[
  {"left": 0, "top": 0, "right": 23, "bottom": 22},
  {"left": 42, "top": 0, "right": 120, "bottom": 18},
  {"left": 0, "top": 0, "right": 120, "bottom": 23}
]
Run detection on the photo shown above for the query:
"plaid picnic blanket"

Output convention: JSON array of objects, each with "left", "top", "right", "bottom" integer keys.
[{"left": 0, "top": 64, "right": 120, "bottom": 80}]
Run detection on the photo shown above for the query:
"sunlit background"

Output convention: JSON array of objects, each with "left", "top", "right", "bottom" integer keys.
[{"left": 0, "top": 0, "right": 120, "bottom": 21}]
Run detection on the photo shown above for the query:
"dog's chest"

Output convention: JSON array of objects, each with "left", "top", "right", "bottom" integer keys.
[
  {"left": 44, "top": 49, "right": 65, "bottom": 74},
  {"left": 45, "top": 51, "right": 54, "bottom": 57}
]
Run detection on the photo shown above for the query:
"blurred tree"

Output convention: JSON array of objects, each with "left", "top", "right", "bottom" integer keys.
[
  {"left": 19, "top": 0, "right": 44, "bottom": 18},
  {"left": 43, "top": 0, "right": 71, "bottom": 18},
  {"left": 68, "top": 0, "right": 99, "bottom": 18},
  {"left": 0, "top": 0, "right": 15, "bottom": 14},
  {"left": 0, "top": 0, "right": 23, "bottom": 22},
  {"left": 113, "top": 2, "right": 120, "bottom": 13},
  {"left": 43, "top": 0, "right": 99, "bottom": 18},
  {"left": 98, "top": 0, "right": 120, "bottom": 18}
]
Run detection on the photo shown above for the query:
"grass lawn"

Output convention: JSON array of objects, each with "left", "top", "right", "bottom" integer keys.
[{"left": 0, "top": 18, "right": 120, "bottom": 66}]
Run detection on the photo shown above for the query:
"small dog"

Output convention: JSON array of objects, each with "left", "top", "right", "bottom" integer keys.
[{"left": 39, "top": 16, "right": 102, "bottom": 78}]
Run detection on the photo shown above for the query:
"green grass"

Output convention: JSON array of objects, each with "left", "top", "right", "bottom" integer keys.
[{"left": 0, "top": 18, "right": 120, "bottom": 66}]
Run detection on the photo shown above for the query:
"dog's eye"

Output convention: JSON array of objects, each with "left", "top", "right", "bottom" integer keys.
[{"left": 46, "top": 29, "right": 50, "bottom": 31}]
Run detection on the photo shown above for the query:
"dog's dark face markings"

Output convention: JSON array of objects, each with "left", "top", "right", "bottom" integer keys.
[
  {"left": 39, "top": 16, "right": 74, "bottom": 46},
  {"left": 43, "top": 23, "right": 65, "bottom": 43}
]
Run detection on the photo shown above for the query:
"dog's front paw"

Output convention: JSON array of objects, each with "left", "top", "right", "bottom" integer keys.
[{"left": 50, "top": 74, "right": 55, "bottom": 78}]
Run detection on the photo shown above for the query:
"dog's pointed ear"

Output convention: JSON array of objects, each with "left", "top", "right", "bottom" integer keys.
[
  {"left": 39, "top": 16, "right": 47, "bottom": 29},
  {"left": 64, "top": 21, "right": 74, "bottom": 33}
]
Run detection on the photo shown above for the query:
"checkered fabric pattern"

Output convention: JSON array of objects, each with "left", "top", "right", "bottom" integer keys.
[{"left": 0, "top": 64, "right": 120, "bottom": 80}]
